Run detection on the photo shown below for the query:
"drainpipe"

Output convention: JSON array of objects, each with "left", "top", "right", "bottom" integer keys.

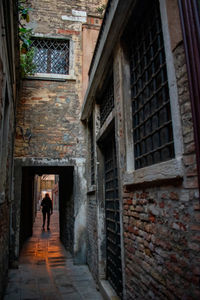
[{"left": 178, "top": 0, "right": 200, "bottom": 199}]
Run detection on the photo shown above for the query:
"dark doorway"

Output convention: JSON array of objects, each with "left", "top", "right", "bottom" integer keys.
[
  {"left": 20, "top": 166, "right": 74, "bottom": 253},
  {"left": 103, "top": 131, "right": 123, "bottom": 298}
]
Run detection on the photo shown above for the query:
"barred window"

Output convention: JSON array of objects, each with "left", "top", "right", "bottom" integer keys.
[
  {"left": 100, "top": 75, "right": 114, "bottom": 127},
  {"left": 31, "top": 38, "right": 69, "bottom": 75},
  {"left": 89, "top": 117, "right": 95, "bottom": 185},
  {"left": 129, "top": 1, "right": 174, "bottom": 169}
]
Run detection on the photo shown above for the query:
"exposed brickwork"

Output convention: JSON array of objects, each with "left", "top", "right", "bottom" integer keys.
[
  {"left": 14, "top": 0, "right": 105, "bottom": 159},
  {"left": 0, "top": 1, "right": 19, "bottom": 298},
  {"left": 123, "top": 43, "right": 200, "bottom": 299},
  {"left": 13, "top": 0, "right": 106, "bottom": 283},
  {"left": 123, "top": 188, "right": 199, "bottom": 299},
  {"left": 15, "top": 79, "right": 85, "bottom": 158},
  {"left": 27, "top": 0, "right": 106, "bottom": 31},
  {"left": 0, "top": 202, "right": 9, "bottom": 297},
  {"left": 57, "top": 29, "right": 80, "bottom": 36}
]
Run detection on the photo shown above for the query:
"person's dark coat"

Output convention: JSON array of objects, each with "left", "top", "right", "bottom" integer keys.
[{"left": 41, "top": 196, "right": 53, "bottom": 214}]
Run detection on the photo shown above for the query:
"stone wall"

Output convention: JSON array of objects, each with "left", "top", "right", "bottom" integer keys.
[
  {"left": 87, "top": 194, "right": 98, "bottom": 281},
  {"left": 15, "top": 79, "right": 84, "bottom": 158},
  {"left": 80, "top": 0, "right": 200, "bottom": 298},
  {"left": 123, "top": 42, "right": 200, "bottom": 300},
  {"left": 15, "top": 0, "right": 106, "bottom": 158},
  {"left": 14, "top": 0, "right": 106, "bottom": 267},
  {"left": 27, "top": 0, "right": 106, "bottom": 28},
  {"left": 0, "top": 202, "right": 9, "bottom": 298},
  {"left": 0, "top": 0, "right": 19, "bottom": 298}
]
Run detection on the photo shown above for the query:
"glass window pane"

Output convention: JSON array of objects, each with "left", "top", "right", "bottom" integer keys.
[{"left": 31, "top": 39, "right": 69, "bottom": 75}]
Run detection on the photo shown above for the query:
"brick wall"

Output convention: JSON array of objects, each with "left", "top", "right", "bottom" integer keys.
[
  {"left": 0, "top": 202, "right": 9, "bottom": 297},
  {"left": 14, "top": 0, "right": 107, "bottom": 274},
  {"left": 14, "top": 0, "right": 106, "bottom": 159},
  {"left": 27, "top": 0, "right": 106, "bottom": 26},
  {"left": 15, "top": 68, "right": 85, "bottom": 159},
  {"left": 123, "top": 43, "right": 200, "bottom": 300},
  {"left": 0, "top": 1, "right": 19, "bottom": 297}
]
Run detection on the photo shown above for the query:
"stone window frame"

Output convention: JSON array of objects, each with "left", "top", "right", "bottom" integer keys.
[
  {"left": 124, "top": 0, "right": 184, "bottom": 186},
  {"left": 27, "top": 34, "right": 75, "bottom": 81},
  {"left": 87, "top": 104, "right": 100, "bottom": 193}
]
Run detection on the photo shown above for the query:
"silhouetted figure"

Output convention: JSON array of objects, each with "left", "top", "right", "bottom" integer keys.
[{"left": 41, "top": 193, "right": 53, "bottom": 230}]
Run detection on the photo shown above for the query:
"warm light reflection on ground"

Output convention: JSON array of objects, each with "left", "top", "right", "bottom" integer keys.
[{"left": 4, "top": 211, "right": 103, "bottom": 300}]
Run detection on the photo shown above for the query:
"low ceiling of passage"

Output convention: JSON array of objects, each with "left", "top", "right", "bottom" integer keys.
[{"left": 22, "top": 166, "right": 74, "bottom": 177}]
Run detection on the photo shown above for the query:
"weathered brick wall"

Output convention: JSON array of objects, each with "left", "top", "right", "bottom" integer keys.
[
  {"left": 0, "top": 87, "right": 15, "bottom": 299},
  {"left": 14, "top": 0, "right": 107, "bottom": 275},
  {"left": 15, "top": 78, "right": 84, "bottom": 158},
  {"left": 0, "top": 100, "right": 15, "bottom": 298},
  {"left": 0, "top": 1, "right": 19, "bottom": 297},
  {"left": 0, "top": 202, "right": 9, "bottom": 298},
  {"left": 15, "top": 69, "right": 86, "bottom": 158},
  {"left": 87, "top": 194, "right": 98, "bottom": 281},
  {"left": 123, "top": 43, "right": 200, "bottom": 299},
  {"left": 15, "top": 0, "right": 106, "bottom": 159},
  {"left": 27, "top": 0, "right": 106, "bottom": 26}
]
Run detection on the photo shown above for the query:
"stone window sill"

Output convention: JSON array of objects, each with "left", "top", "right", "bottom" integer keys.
[
  {"left": 25, "top": 73, "right": 76, "bottom": 81},
  {"left": 87, "top": 185, "right": 96, "bottom": 195},
  {"left": 96, "top": 110, "right": 115, "bottom": 143},
  {"left": 124, "top": 157, "right": 184, "bottom": 188}
]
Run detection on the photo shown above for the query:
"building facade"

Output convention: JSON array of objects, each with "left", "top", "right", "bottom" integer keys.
[
  {"left": 1, "top": 0, "right": 200, "bottom": 299},
  {"left": 13, "top": 0, "right": 106, "bottom": 266},
  {"left": 81, "top": 0, "right": 200, "bottom": 299},
  {"left": 0, "top": 0, "right": 19, "bottom": 297}
]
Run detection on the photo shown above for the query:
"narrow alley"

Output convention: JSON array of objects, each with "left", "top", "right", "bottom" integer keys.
[
  {"left": 1, "top": 0, "right": 200, "bottom": 299},
  {"left": 3, "top": 211, "right": 103, "bottom": 300}
]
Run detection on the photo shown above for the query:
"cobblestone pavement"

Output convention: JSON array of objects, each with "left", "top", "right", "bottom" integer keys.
[{"left": 4, "top": 211, "right": 103, "bottom": 300}]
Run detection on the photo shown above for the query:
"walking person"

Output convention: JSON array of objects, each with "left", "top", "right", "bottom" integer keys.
[{"left": 40, "top": 193, "right": 53, "bottom": 230}]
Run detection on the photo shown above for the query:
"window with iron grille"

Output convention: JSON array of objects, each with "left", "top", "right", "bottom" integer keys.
[
  {"left": 100, "top": 74, "right": 114, "bottom": 127},
  {"left": 129, "top": 1, "right": 174, "bottom": 169},
  {"left": 31, "top": 38, "right": 69, "bottom": 75},
  {"left": 89, "top": 117, "right": 95, "bottom": 185},
  {"left": 104, "top": 132, "right": 122, "bottom": 298}
]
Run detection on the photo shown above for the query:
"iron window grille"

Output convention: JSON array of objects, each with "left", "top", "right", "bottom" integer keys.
[
  {"left": 129, "top": 1, "right": 174, "bottom": 169},
  {"left": 89, "top": 117, "right": 95, "bottom": 185},
  {"left": 104, "top": 132, "right": 123, "bottom": 298},
  {"left": 100, "top": 75, "right": 114, "bottom": 127},
  {"left": 31, "top": 38, "right": 69, "bottom": 75}
]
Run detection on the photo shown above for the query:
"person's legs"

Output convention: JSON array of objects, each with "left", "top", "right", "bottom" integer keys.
[
  {"left": 42, "top": 212, "right": 46, "bottom": 229},
  {"left": 47, "top": 212, "right": 50, "bottom": 229}
]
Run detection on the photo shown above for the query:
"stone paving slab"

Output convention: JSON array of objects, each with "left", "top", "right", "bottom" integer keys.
[{"left": 3, "top": 211, "right": 104, "bottom": 300}]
